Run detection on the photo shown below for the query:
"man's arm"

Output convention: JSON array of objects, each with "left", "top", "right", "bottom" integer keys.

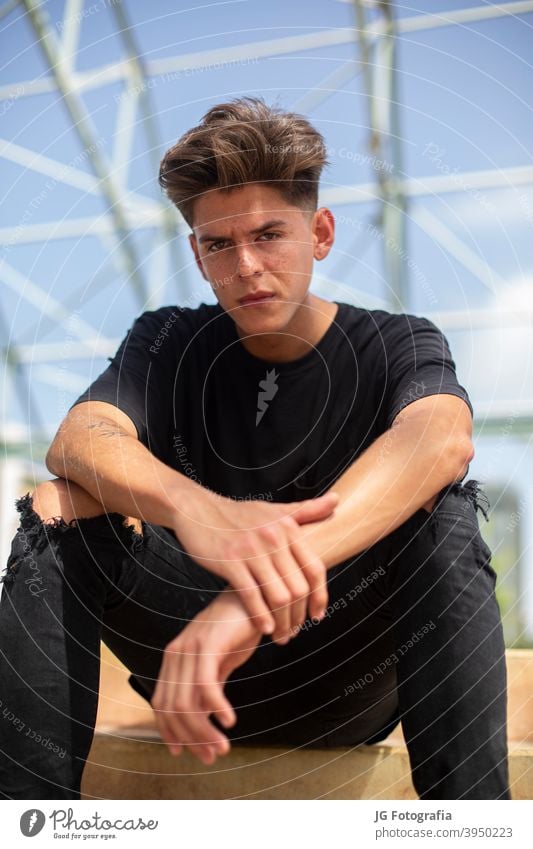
[
  {"left": 46, "top": 400, "right": 338, "bottom": 640},
  {"left": 299, "top": 394, "right": 474, "bottom": 569},
  {"left": 149, "top": 393, "right": 473, "bottom": 763},
  {"left": 46, "top": 400, "right": 201, "bottom": 529}
]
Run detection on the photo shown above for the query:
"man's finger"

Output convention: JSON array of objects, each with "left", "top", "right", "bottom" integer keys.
[
  {"left": 172, "top": 648, "right": 220, "bottom": 764},
  {"left": 233, "top": 565, "right": 275, "bottom": 634},
  {"left": 271, "top": 549, "right": 309, "bottom": 636},
  {"left": 163, "top": 646, "right": 201, "bottom": 757},
  {"left": 152, "top": 658, "right": 187, "bottom": 756},
  {"left": 197, "top": 653, "right": 236, "bottom": 741},
  {"left": 286, "top": 492, "right": 339, "bottom": 525},
  {"left": 183, "top": 650, "right": 232, "bottom": 760},
  {"left": 249, "top": 555, "right": 293, "bottom": 642},
  {"left": 289, "top": 535, "right": 329, "bottom": 620}
]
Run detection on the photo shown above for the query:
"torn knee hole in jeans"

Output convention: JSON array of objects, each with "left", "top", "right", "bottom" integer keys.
[
  {"left": 460, "top": 479, "right": 490, "bottom": 521},
  {"left": 0, "top": 492, "right": 144, "bottom": 586},
  {"left": 426, "top": 479, "right": 490, "bottom": 519},
  {"left": 422, "top": 479, "right": 490, "bottom": 547},
  {"left": 444, "top": 479, "right": 490, "bottom": 521}
]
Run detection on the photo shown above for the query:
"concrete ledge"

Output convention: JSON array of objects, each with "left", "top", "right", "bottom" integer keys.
[
  {"left": 81, "top": 732, "right": 533, "bottom": 800},
  {"left": 81, "top": 647, "right": 533, "bottom": 800},
  {"left": 82, "top": 734, "right": 417, "bottom": 800}
]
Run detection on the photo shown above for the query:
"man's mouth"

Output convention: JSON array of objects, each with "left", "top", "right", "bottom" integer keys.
[{"left": 238, "top": 291, "right": 276, "bottom": 306}]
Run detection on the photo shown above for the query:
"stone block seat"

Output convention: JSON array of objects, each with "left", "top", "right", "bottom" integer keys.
[{"left": 81, "top": 648, "right": 533, "bottom": 800}]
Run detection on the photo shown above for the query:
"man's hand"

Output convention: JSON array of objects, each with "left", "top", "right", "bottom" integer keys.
[
  {"left": 171, "top": 489, "right": 338, "bottom": 643},
  {"left": 151, "top": 590, "right": 262, "bottom": 764}
]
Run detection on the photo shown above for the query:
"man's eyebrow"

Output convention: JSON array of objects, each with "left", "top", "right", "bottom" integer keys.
[{"left": 198, "top": 218, "right": 288, "bottom": 244}]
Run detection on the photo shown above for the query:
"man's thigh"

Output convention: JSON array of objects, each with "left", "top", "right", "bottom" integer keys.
[
  {"left": 220, "top": 479, "right": 497, "bottom": 748},
  {"left": 100, "top": 521, "right": 227, "bottom": 698},
  {"left": 221, "top": 545, "right": 400, "bottom": 747},
  {"left": 104, "top": 516, "right": 400, "bottom": 746}
]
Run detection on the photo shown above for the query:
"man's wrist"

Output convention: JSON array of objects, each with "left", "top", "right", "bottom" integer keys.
[
  {"left": 155, "top": 472, "right": 212, "bottom": 530},
  {"left": 295, "top": 515, "right": 340, "bottom": 571}
]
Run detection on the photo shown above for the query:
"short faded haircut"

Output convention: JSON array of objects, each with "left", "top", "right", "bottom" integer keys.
[{"left": 158, "top": 96, "right": 329, "bottom": 227}]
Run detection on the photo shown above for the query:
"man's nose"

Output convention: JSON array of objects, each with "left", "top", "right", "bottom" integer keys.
[{"left": 235, "top": 244, "right": 262, "bottom": 277}]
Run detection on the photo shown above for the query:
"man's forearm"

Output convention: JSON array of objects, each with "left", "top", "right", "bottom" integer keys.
[
  {"left": 45, "top": 403, "right": 341, "bottom": 640},
  {"left": 301, "top": 399, "right": 473, "bottom": 570},
  {"left": 46, "top": 407, "right": 208, "bottom": 529}
]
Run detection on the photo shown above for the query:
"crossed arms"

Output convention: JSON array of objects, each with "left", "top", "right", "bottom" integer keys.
[{"left": 47, "top": 392, "right": 473, "bottom": 764}]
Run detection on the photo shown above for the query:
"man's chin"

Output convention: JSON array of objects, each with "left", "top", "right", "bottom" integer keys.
[{"left": 231, "top": 301, "right": 291, "bottom": 336}]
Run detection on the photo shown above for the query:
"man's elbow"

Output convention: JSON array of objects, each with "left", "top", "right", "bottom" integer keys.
[
  {"left": 45, "top": 440, "right": 66, "bottom": 477},
  {"left": 46, "top": 421, "right": 74, "bottom": 477},
  {"left": 441, "top": 431, "right": 475, "bottom": 483},
  {"left": 460, "top": 434, "right": 475, "bottom": 478},
  {"left": 430, "top": 397, "right": 475, "bottom": 483}
]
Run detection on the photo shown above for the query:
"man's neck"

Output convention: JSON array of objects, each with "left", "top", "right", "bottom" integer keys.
[{"left": 236, "top": 295, "right": 339, "bottom": 363}]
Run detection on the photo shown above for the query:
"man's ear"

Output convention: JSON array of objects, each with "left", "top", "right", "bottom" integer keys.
[
  {"left": 312, "top": 207, "right": 335, "bottom": 261},
  {"left": 189, "top": 233, "right": 208, "bottom": 281}
]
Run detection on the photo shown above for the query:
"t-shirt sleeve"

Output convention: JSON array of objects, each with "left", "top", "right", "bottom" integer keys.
[
  {"left": 381, "top": 313, "right": 473, "bottom": 431},
  {"left": 69, "top": 308, "right": 177, "bottom": 446}
]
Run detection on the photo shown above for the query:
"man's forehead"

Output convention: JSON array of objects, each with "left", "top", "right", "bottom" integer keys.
[{"left": 192, "top": 185, "right": 304, "bottom": 234}]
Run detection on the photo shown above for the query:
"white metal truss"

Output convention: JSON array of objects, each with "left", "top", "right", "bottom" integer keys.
[{"left": 1, "top": 0, "right": 532, "bottom": 453}]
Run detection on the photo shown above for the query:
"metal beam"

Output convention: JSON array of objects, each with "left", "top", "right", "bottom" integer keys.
[
  {"left": 411, "top": 206, "right": 504, "bottom": 294},
  {"left": 0, "top": 260, "right": 112, "bottom": 354},
  {"left": 33, "top": 364, "right": 89, "bottom": 394},
  {"left": 0, "top": 302, "right": 44, "bottom": 434},
  {"left": 0, "top": 138, "right": 162, "bottom": 216},
  {"left": 58, "top": 0, "right": 84, "bottom": 74},
  {"left": 320, "top": 164, "right": 533, "bottom": 206},
  {"left": 472, "top": 402, "right": 533, "bottom": 437},
  {"left": 8, "top": 340, "right": 117, "bottom": 363},
  {"left": 0, "top": 0, "right": 18, "bottom": 21},
  {"left": 110, "top": 0, "right": 190, "bottom": 305},
  {"left": 0, "top": 209, "right": 167, "bottom": 247},
  {"left": 22, "top": 0, "right": 149, "bottom": 307},
  {"left": 292, "top": 59, "right": 362, "bottom": 114},
  {"left": 5, "top": 1, "right": 533, "bottom": 102},
  {"left": 311, "top": 274, "right": 390, "bottom": 310},
  {"left": 353, "top": 0, "right": 408, "bottom": 308},
  {"left": 427, "top": 307, "right": 533, "bottom": 331},
  {"left": 18, "top": 260, "right": 120, "bottom": 345}
]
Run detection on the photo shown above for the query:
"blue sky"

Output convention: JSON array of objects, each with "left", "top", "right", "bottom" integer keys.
[{"left": 1, "top": 0, "right": 532, "bottom": 448}]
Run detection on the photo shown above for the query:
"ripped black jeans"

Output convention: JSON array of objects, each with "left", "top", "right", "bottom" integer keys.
[{"left": 0, "top": 480, "right": 509, "bottom": 800}]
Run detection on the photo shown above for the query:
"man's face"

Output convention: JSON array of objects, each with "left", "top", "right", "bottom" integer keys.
[{"left": 189, "top": 183, "right": 334, "bottom": 337}]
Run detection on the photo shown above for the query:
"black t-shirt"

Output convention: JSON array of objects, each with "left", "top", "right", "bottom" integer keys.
[{"left": 71, "top": 301, "right": 473, "bottom": 503}]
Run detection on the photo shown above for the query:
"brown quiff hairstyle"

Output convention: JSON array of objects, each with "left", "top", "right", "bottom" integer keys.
[{"left": 158, "top": 96, "right": 329, "bottom": 228}]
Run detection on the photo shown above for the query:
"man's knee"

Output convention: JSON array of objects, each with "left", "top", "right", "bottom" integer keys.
[
  {"left": 31, "top": 480, "right": 143, "bottom": 535},
  {"left": 30, "top": 479, "right": 143, "bottom": 536},
  {"left": 31, "top": 479, "right": 106, "bottom": 525}
]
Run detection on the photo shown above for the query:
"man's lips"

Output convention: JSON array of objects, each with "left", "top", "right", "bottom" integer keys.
[{"left": 238, "top": 291, "right": 276, "bottom": 305}]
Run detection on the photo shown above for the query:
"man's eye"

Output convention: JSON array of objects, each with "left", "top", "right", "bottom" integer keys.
[
  {"left": 207, "top": 240, "right": 227, "bottom": 253},
  {"left": 207, "top": 232, "right": 281, "bottom": 253},
  {"left": 259, "top": 232, "right": 281, "bottom": 242}
]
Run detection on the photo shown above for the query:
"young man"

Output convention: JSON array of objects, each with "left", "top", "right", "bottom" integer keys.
[{"left": 0, "top": 97, "right": 509, "bottom": 800}]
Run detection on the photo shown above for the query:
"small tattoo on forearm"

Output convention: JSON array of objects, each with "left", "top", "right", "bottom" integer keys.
[{"left": 87, "top": 420, "right": 127, "bottom": 439}]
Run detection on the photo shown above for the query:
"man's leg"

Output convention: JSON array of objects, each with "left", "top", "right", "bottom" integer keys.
[
  {"left": 375, "top": 479, "right": 510, "bottom": 799},
  {"left": 112, "top": 479, "right": 510, "bottom": 797},
  {"left": 215, "top": 546, "right": 402, "bottom": 749},
  {"left": 214, "top": 480, "right": 509, "bottom": 800},
  {"left": 0, "top": 480, "right": 225, "bottom": 799},
  {"left": 1, "top": 479, "right": 398, "bottom": 797}
]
